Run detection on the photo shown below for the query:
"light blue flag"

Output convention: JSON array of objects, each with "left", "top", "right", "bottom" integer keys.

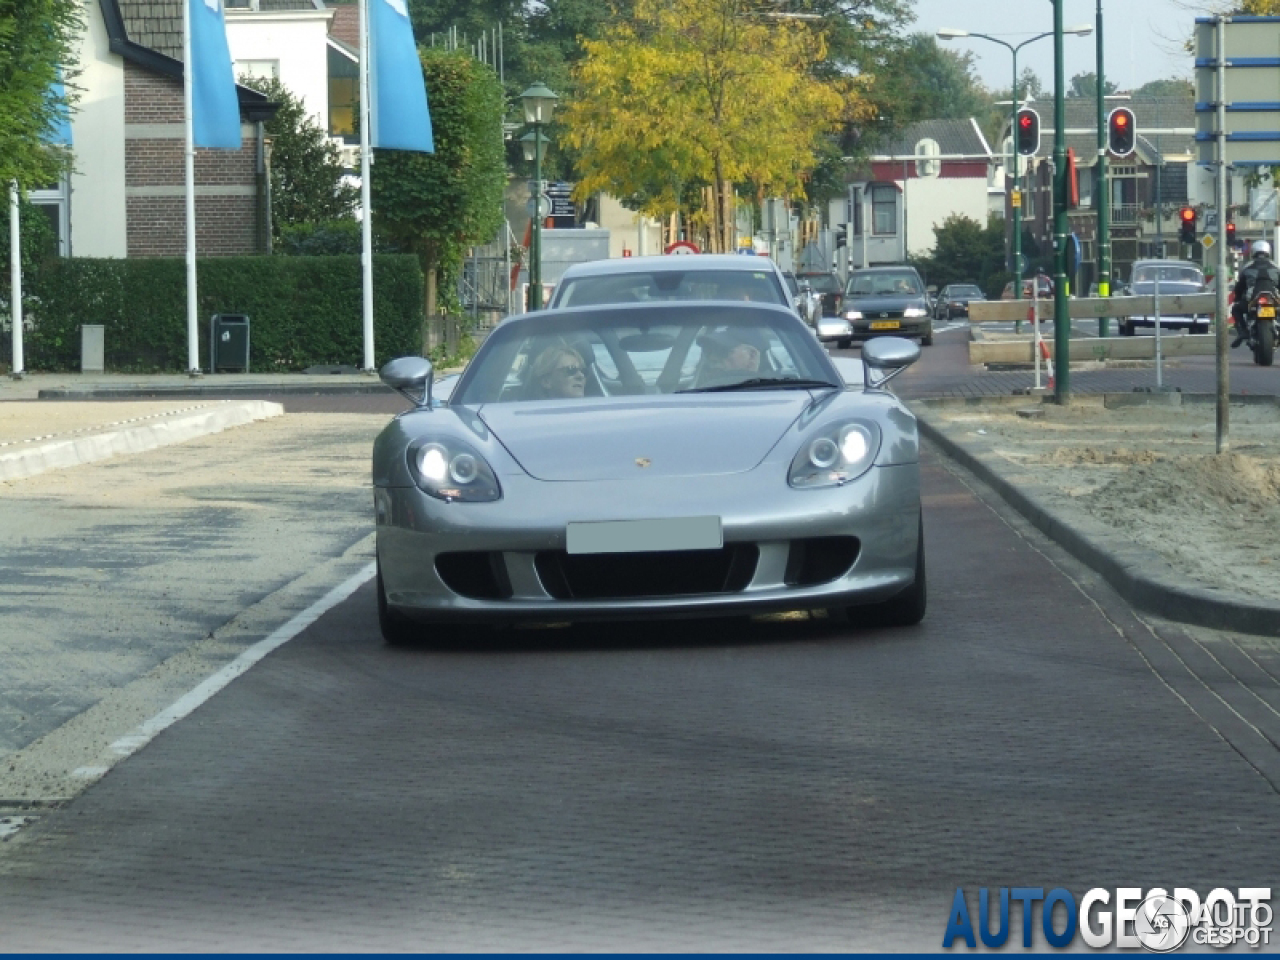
[
  {"left": 369, "top": 0, "right": 434, "bottom": 152},
  {"left": 188, "top": 0, "right": 241, "bottom": 149},
  {"left": 46, "top": 73, "right": 72, "bottom": 146}
]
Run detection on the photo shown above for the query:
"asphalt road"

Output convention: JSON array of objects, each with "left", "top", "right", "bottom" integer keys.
[{"left": 0, "top": 414, "right": 1276, "bottom": 950}]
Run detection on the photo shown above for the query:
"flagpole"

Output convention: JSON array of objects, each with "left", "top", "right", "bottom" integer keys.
[
  {"left": 184, "top": 0, "right": 200, "bottom": 376},
  {"left": 359, "top": 0, "right": 375, "bottom": 372},
  {"left": 9, "top": 183, "right": 23, "bottom": 379}
]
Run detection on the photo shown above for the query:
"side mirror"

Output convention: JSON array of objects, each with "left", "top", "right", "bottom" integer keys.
[
  {"left": 380, "top": 355, "right": 434, "bottom": 407},
  {"left": 861, "top": 336, "right": 920, "bottom": 390}
]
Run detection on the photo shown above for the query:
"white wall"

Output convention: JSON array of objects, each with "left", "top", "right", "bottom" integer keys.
[
  {"left": 69, "top": 0, "right": 127, "bottom": 258},
  {"left": 903, "top": 176, "right": 989, "bottom": 257},
  {"left": 597, "top": 194, "right": 661, "bottom": 258},
  {"left": 226, "top": 9, "right": 334, "bottom": 128}
]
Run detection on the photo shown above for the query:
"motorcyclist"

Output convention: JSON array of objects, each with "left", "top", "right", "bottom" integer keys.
[{"left": 1231, "top": 240, "right": 1280, "bottom": 347}]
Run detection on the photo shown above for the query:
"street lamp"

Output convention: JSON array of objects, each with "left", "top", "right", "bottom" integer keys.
[
  {"left": 519, "top": 82, "right": 559, "bottom": 311},
  {"left": 938, "top": 24, "right": 1091, "bottom": 326}
]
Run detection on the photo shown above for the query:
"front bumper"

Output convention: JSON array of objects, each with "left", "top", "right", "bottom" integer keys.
[{"left": 375, "top": 464, "right": 921, "bottom": 624}]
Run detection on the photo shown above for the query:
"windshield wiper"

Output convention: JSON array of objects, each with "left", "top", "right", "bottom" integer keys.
[{"left": 679, "top": 377, "right": 840, "bottom": 394}]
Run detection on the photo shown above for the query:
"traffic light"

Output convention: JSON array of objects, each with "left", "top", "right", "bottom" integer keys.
[
  {"left": 834, "top": 224, "right": 848, "bottom": 249},
  {"left": 1179, "top": 206, "right": 1196, "bottom": 245},
  {"left": 1227, "top": 221, "right": 1237, "bottom": 247},
  {"left": 1107, "top": 107, "right": 1136, "bottom": 157},
  {"left": 1016, "top": 109, "right": 1040, "bottom": 156}
]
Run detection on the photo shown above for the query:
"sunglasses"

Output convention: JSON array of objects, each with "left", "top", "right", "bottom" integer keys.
[{"left": 554, "top": 364, "right": 586, "bottom": 377}]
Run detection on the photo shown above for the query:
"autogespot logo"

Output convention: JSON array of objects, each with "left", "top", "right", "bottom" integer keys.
[{"left": 943, "top": 886, "right": 1273, "bottom": 951}]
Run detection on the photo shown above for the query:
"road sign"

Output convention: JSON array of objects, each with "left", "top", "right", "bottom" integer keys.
[
  {"left": 1251, "top": 187, "right": 1279, "bottom": 222},
  {"left": 1202, "top": 233, "right": 1215, "bottom": 250},
  {"left": 527, "top": 195, "right": 552, "bottom": 219},
  {"left": 665, "top": 241, "right": 700, "bottom": 255},
  {"left": 1011, "top": 189, "right": 1021, "bottom": 209},
  {"left": 1194, "top": 17, "right": 1280, "bottom": 166}
]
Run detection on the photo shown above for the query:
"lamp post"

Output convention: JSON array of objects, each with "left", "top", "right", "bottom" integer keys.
[
  {"left": 1095, "top": 0, "right": 1111, "bottom": 337},
  {"left": 938, "top": 25, "right": 1091, "bottom": 325},
  {"left": 519, "top": 82, "right": 559, "bottom": 311}
]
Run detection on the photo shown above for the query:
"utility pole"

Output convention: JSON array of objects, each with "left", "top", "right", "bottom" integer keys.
[
  {"left": 1095, "top": 0, "right": 1111, "bottom": 336},
  {"left": 1053, "top": 1, "right": 1071, "bottom": 402}
]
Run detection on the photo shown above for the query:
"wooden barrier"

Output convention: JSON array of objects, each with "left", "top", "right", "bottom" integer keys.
[
  {"left": 967, "top": 293, "right": 1218, "bottom": 324},
  {"left": 969, "top": 333, "right": 1217, "bottom": 365}
]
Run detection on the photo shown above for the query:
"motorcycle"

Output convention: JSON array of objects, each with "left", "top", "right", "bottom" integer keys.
[{"left": 1243, "top": 290, "right": 1277, "bottom": 367}]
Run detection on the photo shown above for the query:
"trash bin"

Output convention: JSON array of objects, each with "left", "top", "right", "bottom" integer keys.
[{"left": 210, "top": 314, "right": 250, "bottom": 373}]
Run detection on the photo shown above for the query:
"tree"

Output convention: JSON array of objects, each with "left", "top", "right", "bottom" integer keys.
[
  {"left": 0, "top": 0, "right": 81, "bottom": 187},
  {"left": 910, "top": 213, "right": 1011, "bottom": 298},
  {"left": 562, "top": 0, "right": 860, "bottom": 248},
  {"left": 1133, "top": 77, "right": 1194, "bottom": 99},
  {"left": 371, "top": 49, "right": 505, "bottom": 342},
  {"left": 866, "top": 34, "right": 989, "bottom": 125},
  {"left": 237, "top": 75, "right": 357, "bottom": 239},
  {"left": 1067, "top": 71, "right": 1118, "bottom": 99}
]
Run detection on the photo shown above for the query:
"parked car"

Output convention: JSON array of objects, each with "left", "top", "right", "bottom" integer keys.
[
  {"left": 821, "top": 265, "right": 933, "bottom": 349},
  {"left": 546, "top": 254, "right": 792, "bottom": 312},
  {"left": 1117, "top": 259, "right": 1210, "bottom": 336},
  {"left": 797, "top": 271, "right": 844, "bottom": 317},
  {"left": 782, "top": 270, "right": 821, "bottom": 327},
  {"left": 373, "top": 301, "right": 926, "bottom": 640},
  {"left": 933, "top": 283, "right": 986, "bottom": 322},
  {"left": 1000, "top": 276, "right": 1054, "bottom": 300}
]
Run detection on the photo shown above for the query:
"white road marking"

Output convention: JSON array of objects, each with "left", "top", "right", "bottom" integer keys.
[
  {"left": 107, "top": 562, "right": 376, "bottom": 761},
  {"left": 0, "top": 816, "right": 37, "bottom": 840}
]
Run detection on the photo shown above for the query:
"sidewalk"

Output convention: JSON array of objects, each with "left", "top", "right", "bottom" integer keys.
[{"left": 4, "top": 369, "right": 391, "bottom": 400}]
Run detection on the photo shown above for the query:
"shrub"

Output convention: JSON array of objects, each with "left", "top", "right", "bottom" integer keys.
[{"left": 22, "top": 254, "right": 424, "bottom": 372}]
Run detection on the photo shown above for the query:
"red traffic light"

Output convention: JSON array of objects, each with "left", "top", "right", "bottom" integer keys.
[
  {"left": 1107, "top": 107, "right": 1136, "bottom": 157},
  {"left": 1015, "top": 108, "right": 1040, "bottom": 156},
  {"left": 1019, "top": 115, "right": 1032, "bottom": 129},
  {"left": 1179, "top": 207, "right": 1196, "bottom": 244},
  {"left": 1180, "top": 207, "right": 1195, "bottom": 223}
]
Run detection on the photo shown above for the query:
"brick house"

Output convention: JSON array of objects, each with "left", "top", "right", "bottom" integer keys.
[{"left": 60, "top": 0, "right": 278, "bottom": 259}]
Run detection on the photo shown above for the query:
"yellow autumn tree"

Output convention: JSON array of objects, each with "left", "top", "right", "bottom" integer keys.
[
  {"left": 1242, "top": 0, "right": 1280, "bottom": 11},
  {"left": 562, "top": 0, "right": 867, "bottom": 249}
]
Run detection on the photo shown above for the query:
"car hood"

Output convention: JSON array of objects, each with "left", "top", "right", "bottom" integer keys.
[
  {"left": 844, "top": 294, "right": 928, "bottom": 312},
  {"left": 478, "top": 393, "right": 812, "bottom": 481},
  {"left": 1128, "top": 282, "right": 1204, "bottom": 295}
]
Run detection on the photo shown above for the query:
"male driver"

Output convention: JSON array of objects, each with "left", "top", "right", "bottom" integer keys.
[{"left": 1232, "top": 240, "right": 1280, "bottom": 348}]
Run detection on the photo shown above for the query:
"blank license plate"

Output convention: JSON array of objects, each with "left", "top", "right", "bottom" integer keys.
[
  {"left": 1259, "top": 307, "right": 1276, "bottom": 318},
  {"left": 566, "top": 517, "right": 723, "bottom": 555},
  {"left": 870, "top": 320, "right": 900, "bottom": 330}
]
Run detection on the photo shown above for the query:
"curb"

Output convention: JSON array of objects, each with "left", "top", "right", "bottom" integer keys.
[
  {"left": 0, "top": 400, "right": 285, "bottom": 482},
  {"left": 38, "top": 383, "right": 395, "bottom": 399},
  {"left": 912, "top": 402, "right": 1280, "bottom": 637}
]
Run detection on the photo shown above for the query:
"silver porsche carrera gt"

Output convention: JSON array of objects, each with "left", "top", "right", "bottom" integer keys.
[{"left": 372, "top": 301, "right": 924, "bottom": 642}]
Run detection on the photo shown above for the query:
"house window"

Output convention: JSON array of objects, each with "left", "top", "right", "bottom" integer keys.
[
  {"left": 235, "top": 59, "right": 279, "bottom": 81},
  {"left": 29, "top": 179, "right": 69, "bottom": 257},
  {"left": 871, "top": 185, "right": 897, "bottom": 235},
  {"left": 328, "top": 45, "right": 359, "bottom": 140}
]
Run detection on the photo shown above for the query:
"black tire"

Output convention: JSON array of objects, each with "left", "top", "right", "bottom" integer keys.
[
  {"left": 1256, "top": 321, "right": 1275, "bottom": 367},
  {"left": 837, "top": 338, "right": 851, "bottom": 350},
  {"left": 844, "top": 514, "right": 927, "bottom": 628},
  {"left": 921, "top": 324, "right": 934, "bottom": 347},
  {"left": 377, "top": 556, "right": 419, "bottom": 646},
  {"left": 1119, "top": 319, "right": 1134, "bottom": 337}
]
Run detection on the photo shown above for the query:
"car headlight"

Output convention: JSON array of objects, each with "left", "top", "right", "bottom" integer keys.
[
  {"left": 904, "top": 307, "right": 928, "bottom": 318},
  {"left": 844, "top": 310, "right": 863, "bottom": 321},
  {"left": 407, "top": 438, "right": 502, "bottom": 502},
  {"left": 788, "top": 421, "right": 881, "bottom": 489}
]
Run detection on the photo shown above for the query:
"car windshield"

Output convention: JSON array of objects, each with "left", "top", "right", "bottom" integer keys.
[
  {"left": 802, "top": 274, "right": 841, "bottom": 293},
  {"left": 1132, "top": 264, "right": 1203, "bottom": 286},
  {"left": 949, "top": 285, "right": 983, "bottom": 298},
  {"left": 782, "top": 273, "right": 799, "bottom": 296},
  {"left": 553, "top": 269, "right": 787, "bottom": 308},
  {"left": 453, "top": 303, "right": 837, "bottom": 404},
  {"left": 846, "top": 271, "right": 923, "bottom": 297}
]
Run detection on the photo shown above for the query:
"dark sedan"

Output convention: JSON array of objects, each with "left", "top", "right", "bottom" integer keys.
[
  {"left": 798, "top": 272, "right": 844, "bottom": 317},
  {"left": 818, "top": 266, "right": 933, "bottom": 349},
  {"left": 933, "top": 284, "right": 986, "bottom": 322}
]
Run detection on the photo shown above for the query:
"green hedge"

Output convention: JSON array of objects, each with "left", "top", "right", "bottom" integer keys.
[{"left": 19, "top": 254, "right": 423, "bottom": 372}]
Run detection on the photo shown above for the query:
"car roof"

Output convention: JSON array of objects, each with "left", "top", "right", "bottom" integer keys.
[
  {"left": 557, "top": 254, "right": 782, "bottom": 279},
  {"left": 850, "top": 265, "right": 921, "bottom": 274},
  {"left": 1132, "top": 259, "right": 1201, "bottom": 269}
]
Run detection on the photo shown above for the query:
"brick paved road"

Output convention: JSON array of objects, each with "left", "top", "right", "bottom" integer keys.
[{"left": 0, "top": 451, "right": 1275, "bottom": 951}]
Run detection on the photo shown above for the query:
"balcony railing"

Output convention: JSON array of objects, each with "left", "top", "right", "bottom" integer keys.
[{"left": 1111, "top": 203, "right": 1142, "bottom": 224}]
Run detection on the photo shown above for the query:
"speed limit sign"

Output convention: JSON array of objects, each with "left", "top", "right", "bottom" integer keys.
[{"left": 664, "top": 241, "right": 700, "bottom": 255}]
